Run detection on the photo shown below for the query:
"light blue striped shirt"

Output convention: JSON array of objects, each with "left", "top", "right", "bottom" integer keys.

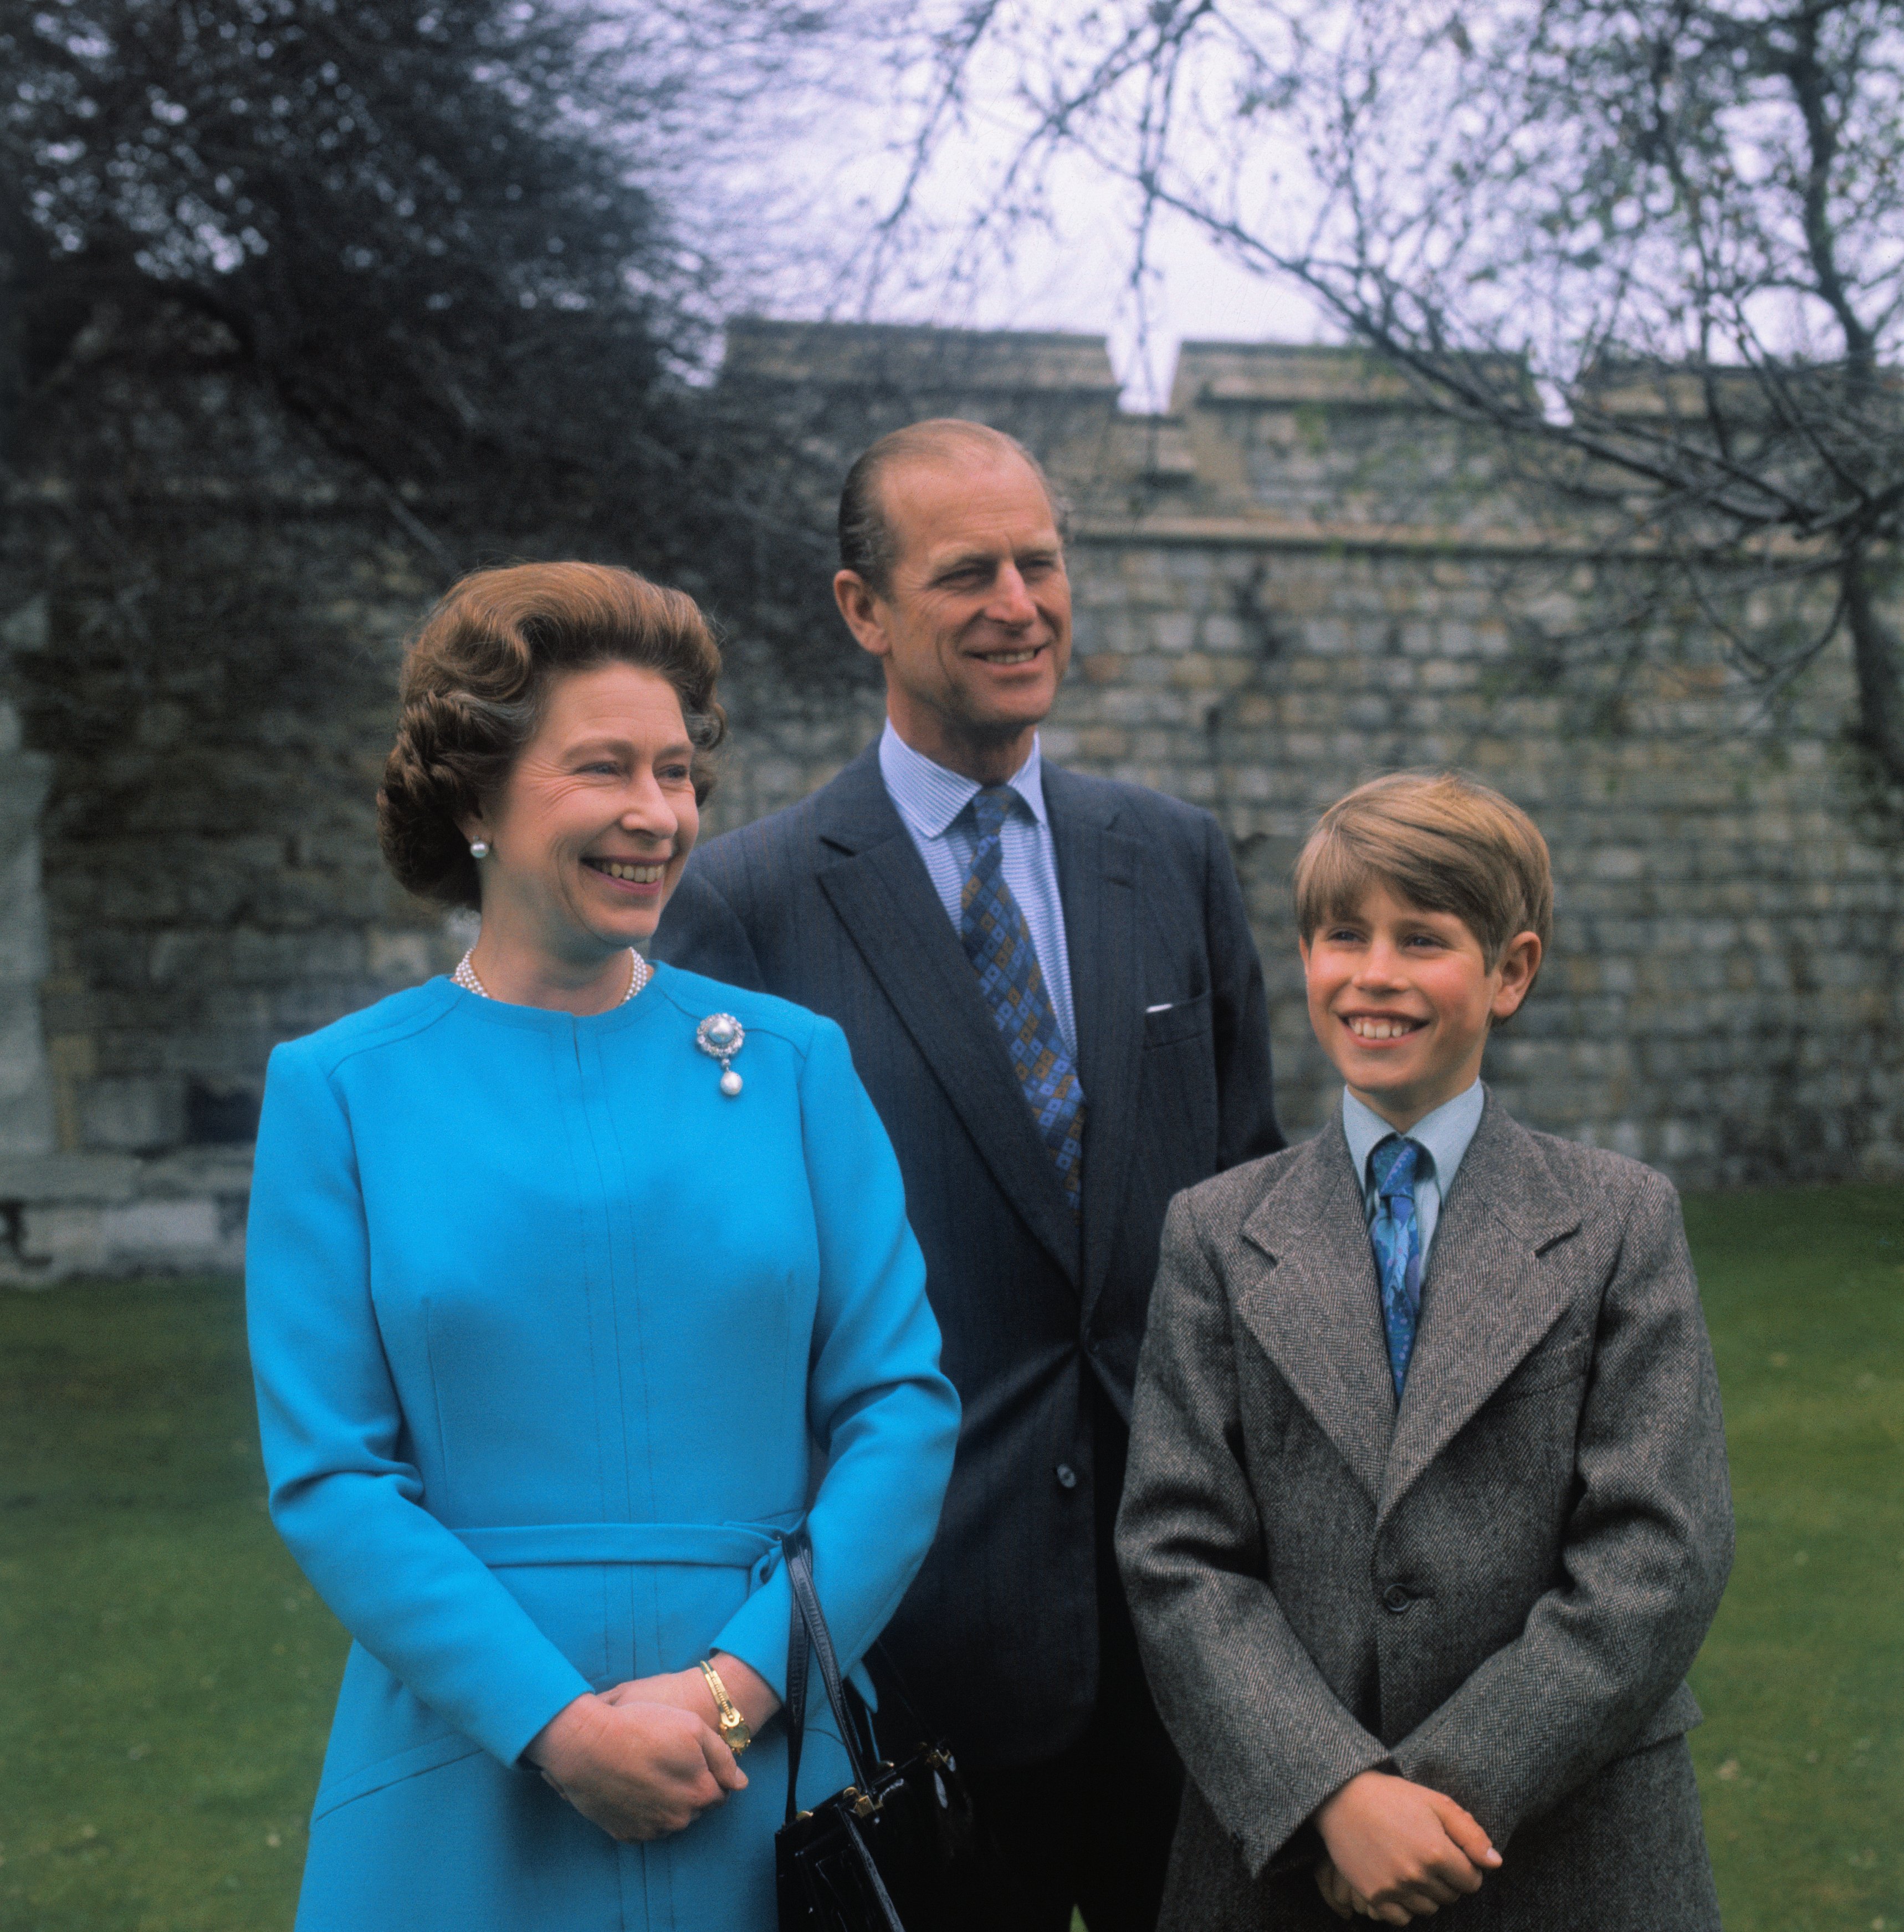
[
  {"left": 1342, "top": 1080, "right": 1485, "bottom": 1268},
  {"left": 877, "top": 720, "right": 1079, "bottom": 1058}
]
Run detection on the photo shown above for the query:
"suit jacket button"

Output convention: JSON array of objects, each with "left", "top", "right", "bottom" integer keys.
[
  {"left": 1381, "top": 1584, "right": 1414, "bottom": 1613},
  {"left": 1055, "top": 1463, "right": 1078, "bottom": 1490}
]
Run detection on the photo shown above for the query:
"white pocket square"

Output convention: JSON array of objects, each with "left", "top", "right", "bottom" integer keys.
[{"left": 1145, "top": 1001, "right": 1176, "bottom": 1014}]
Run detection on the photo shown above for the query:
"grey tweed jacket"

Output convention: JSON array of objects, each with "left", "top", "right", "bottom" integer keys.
[{"left": 1116, "top": 1095, "right": 1733, "bottom": 1930}]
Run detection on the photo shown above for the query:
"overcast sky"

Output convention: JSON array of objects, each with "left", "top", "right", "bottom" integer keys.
[{"left": 691, "top": 56, "right": 1328, "bottom": 410}]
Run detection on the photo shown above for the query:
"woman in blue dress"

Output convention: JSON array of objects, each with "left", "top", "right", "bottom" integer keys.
[{"left": 246, "top": 562, "right": 961, "bottom": 1931}]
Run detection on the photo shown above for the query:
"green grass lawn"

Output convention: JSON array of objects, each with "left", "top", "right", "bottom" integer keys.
[
  {"left": 2, "top": 1185, "right": 1900, "bottom": 1931},
  {"left": 1680, "top": 1185, "right": 1904, "bottom": 1932}
]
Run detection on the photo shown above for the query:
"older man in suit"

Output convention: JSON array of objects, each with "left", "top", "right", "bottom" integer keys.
[{"left": 654, "top": 418, "right": 1284, "bottom": 1932}]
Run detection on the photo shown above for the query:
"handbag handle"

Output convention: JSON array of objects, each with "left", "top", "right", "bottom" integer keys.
[{"left": 779, "top": 1526, "right": 876, "bottom": 1824}]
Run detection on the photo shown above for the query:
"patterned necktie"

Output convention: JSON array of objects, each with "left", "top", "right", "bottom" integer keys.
[
  {"left": 1369, "top": 1136, "right": 1425, "bottom": 1398},
  {"left": 959, "top": 786, "right": 1086, "bottom": 1217}
]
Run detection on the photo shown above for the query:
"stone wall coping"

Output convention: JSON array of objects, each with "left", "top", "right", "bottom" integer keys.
[
  {"left": 5, "top": 480, "right": 391, "bottom": 518},
  {"left": 721, "top": 316, "right": 1122, "bottom": 395},
  {"left": 0, "top": 1147, "right": 254, "bottom": 1204},
  {"left": 1171, "top": 341, "right": 1532, "bottom": 409},
  {"left": 1072, "top": 512, "right": 1624, "bottom": 556}
]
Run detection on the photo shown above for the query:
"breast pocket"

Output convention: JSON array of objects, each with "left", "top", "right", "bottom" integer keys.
[
  {"left": 1490, "top": 1328, "right": 1593, "bottom": 1404},
  {"left": 1135, "top": 990, "right": 1220, "bottom": 1177},
  {"left": 1142, "top": 988, "right": 1211, "bottom": 1049}
]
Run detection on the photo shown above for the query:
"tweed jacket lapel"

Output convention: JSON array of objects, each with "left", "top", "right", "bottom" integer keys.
[
  {"left": 812, "top": 745, "right": 1082, "bottom": 1287},
  {"left": 1236, "top": 1118, "right": 1397, "bottom": 1505},
  {"left": 1043, "top": 766, "right": 1144, "bottom": 1323},
  {"left": 1378, "top": 1095, "right": 1583, "bottom": 1526}
]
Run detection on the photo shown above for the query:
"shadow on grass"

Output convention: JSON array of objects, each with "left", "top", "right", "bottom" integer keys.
[{"left": 1, "top": 1184, "right": 1898, "bottom": 1930}]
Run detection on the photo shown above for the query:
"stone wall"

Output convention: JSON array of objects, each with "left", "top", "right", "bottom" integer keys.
[
  {"left": 0, "top": 325, "right": 457, "bottom": 1280},
  {"left": 1060, "top": 530, "right": 1899, "bottom": 1179},
  {"left": 0, "top": 601, "right": 57, "bottom": 1160},
  {"left": 711, "top": 325, "right": 1904, "bottom": 1185},
  {"left": 3, "top": 319, "right": 1900, "bottom": 1281}
]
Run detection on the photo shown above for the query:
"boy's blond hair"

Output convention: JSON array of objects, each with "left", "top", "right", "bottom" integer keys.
[{"left": 1294, "top": 771, "right": 1553, "bottom": 978}]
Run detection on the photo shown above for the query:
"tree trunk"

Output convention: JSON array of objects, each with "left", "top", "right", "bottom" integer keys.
[{"left": 1844, "top": 549, "right": 1904, "bottom": 785}]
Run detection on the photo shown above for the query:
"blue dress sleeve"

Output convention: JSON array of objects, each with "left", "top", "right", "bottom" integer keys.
[
  {"left": 246, "top": 1038, "right": 592, "bottom": 1767},
  {"left": 711, "top": 1016, "right": 961, "bottom": 1696}
]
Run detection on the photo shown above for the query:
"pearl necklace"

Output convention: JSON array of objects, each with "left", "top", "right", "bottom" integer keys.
[{"left": 453, "top": 947, "right": 652, "bottom": 1006}]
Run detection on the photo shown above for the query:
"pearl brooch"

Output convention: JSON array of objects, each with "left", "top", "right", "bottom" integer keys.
[{"left": 695, "top": 1013, "right": 746, "bottom": 1096}]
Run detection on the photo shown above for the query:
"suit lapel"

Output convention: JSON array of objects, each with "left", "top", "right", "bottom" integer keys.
[
  {"left": 1377, "top": 1097, "right": 1583, "bottom": 1525},
  {"left": 1234, "top": 1121, "right": 1398, "bottom": 1506},
  {"left": 813, "top": 748, "right": 1082, "bottom": 1287},
  {"left": 1045, "top": 769, "right": 1143, "bottom": 1323}
]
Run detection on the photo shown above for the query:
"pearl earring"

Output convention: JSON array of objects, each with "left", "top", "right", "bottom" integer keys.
[{"left": 469, "top": 840, "right": 490, "bottom": 859}]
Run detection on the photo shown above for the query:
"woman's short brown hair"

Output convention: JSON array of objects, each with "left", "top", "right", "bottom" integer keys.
[
  {"left": 1294, "top": 770, "right": 1553, "bottom": 977},
  {"left": 377, "top": 561, "right": 725, "bottom": 910}
]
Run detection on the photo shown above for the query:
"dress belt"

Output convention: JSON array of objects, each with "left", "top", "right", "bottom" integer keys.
[{"left": 452, "top": 1515, "right": 800, "bottom": 1570}]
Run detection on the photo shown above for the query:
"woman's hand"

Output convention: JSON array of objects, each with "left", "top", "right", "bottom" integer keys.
[
  {"left": 526, "top": 1691, "right": 745, "bottom": 1842},
  {"left": 601, "top": 1653, "right": 782, "bottom": 1734},
  {"left": 1312, "top": 1770, "right": 1500, "bottom": 1923}
]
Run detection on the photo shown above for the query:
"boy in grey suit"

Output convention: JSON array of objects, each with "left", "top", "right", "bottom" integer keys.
[{"left": 1117, "top": 772, "right": 1733, "bottom": 1929}]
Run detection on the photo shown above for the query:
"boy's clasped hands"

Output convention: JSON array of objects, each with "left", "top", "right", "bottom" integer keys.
[{"left": 1312, "top": 1769, "right": 1502, "bottom": 1923}]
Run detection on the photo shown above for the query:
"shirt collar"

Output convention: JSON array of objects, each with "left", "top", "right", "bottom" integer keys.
[
  {"left": 1342, "top": 1080, "right": 1485, "bottom": 1194},
  {"left": 877, "top": 718, "right": 1048, "bottom": 839}
]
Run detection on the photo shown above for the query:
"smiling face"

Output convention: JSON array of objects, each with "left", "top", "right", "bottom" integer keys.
[
  {"left": 1301, "top": 882, "right": 1542, "bottom": 1131},
  {"left": 459, "top": 662, "right": 699, "bottom": 1002},
  {"left": 834, "top": 447, "right": 1071, "bottom": 782}
]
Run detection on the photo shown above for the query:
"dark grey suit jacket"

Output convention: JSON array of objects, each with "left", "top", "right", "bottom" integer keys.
[
  {"left": 654, "top": 741, "right": 1283, "bottom": 1762},
  {"left": 1117, "top": 1096, "right": 1733, "bottom": 1929}
]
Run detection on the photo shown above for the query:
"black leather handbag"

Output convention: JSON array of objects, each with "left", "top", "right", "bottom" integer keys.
[{"left": 774, "top": 1529, "right": 999, "bottom": 1932}]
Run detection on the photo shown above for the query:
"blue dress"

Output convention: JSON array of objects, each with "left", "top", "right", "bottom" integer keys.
[{"left": 245, "top": 965, "right": 961, "bottom": 1932}]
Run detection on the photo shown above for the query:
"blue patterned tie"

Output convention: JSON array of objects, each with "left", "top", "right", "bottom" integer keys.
[
  {"left": 1369, "top": 1136, "right": 1424, "bottom": 1398},
  {"left": 960, "top": 786, "right": 1086, "bottom": 1217}
]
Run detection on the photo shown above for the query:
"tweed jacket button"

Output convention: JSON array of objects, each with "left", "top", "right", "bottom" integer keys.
[
  {"left": 1380, "top": 1583, "right": 1414, "bottom": 1613},
  {"left": 1055, "top": 1463, "right": 1079, "bottom": 1490}
]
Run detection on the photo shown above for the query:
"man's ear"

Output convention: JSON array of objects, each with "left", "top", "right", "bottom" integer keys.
[
  {"left": 833, "top": 570, "right": 891, "bottom": 661},
  {"left": 1492, "top": 930, "right": 1543, "bottom": 1020}
]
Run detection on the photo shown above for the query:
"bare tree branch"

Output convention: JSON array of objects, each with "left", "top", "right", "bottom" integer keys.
[{"left": 871, "top": 0, "right": 1904, "bottom": 774}]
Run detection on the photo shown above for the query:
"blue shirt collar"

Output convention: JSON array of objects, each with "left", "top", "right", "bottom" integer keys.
[
  {"left": 1342, "top": 1080, "right": 1485, "bottom": 1194},
  {"left": 878, "top": 718, "right": 1049, "bottom": 840}
]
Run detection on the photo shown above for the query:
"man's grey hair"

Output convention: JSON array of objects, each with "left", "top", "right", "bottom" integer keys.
[{"left": 837, "top": 418, "right": 1066, "bottom": 598}]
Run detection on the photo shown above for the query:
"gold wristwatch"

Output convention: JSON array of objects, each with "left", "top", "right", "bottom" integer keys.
[{"left": 698, "top": 1658, "right": 753, "bottom": 1756}]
